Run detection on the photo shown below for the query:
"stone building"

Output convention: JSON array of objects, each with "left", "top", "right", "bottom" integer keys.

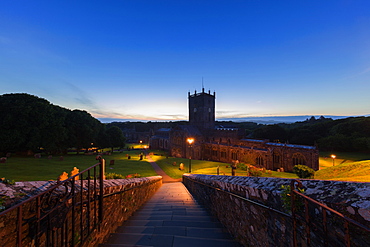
[{"left": 150, "top": 89, "right": 319, "bottom": 171}]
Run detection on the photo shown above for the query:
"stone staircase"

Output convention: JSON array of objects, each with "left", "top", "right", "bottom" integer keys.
[{"left": 100, "top": 182, "right": 241, "bottom": 247}]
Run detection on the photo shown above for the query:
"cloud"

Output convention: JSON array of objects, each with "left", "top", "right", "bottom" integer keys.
[
  {"left": 343, "top": 66, "right": 370, "bottom": 80},
  {"left": 216, "top": 110, "right": 240, "bottom": 116},
  {"left": 158, "top": 114, "right": 187, "bottom": 120},
  {"left": 64, "top": 82, "right": 99, "bottom": 109},
  {"left": 360, "top": 67, "right": 370, "bottom": 75}
]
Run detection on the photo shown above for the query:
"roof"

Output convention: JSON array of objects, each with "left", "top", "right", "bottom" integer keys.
[
  {"left": 156, "top": 128, "right": 171, "bottom": 132},
  {"left": 266, "top": 142, "right": 316, "bottom": 150},
  {"left": 175, "top": 125, "right": 203, "bottom": 136}
]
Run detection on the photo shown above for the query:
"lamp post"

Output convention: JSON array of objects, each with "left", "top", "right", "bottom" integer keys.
[
  {"left": 187, "top": 138, "right": 194, "bottom": 173},
  {"left": 331, "top": 154, "right": 336, "bottom": 166}
]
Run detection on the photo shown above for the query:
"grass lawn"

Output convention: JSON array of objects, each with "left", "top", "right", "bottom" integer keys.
[
  {"left": 149, "top": 150, "right": 298, "bottom": 179},
  {"left": 2, "top": 146, "right": 369, "bottom": 182},
  {"left": 1, "top": 150, "right": 157, "bottom": 182},
  {"left": 315, "top": 160, "right": 370, "bottom": 182}
]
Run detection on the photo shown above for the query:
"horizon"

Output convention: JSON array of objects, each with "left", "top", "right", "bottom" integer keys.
[
  {"left": 1, "top": 1, "right": 370, "bottom": 120},
  {"left": 98, "top": 114, "right": 367, "bottom": 124}
]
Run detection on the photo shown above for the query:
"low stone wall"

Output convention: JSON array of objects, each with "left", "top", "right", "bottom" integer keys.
[
  {"left": 84, "top": 176, "right": 162, "bottom": 247},
  {"left": 0, "top": 176, "right": 162, "bottom": 247},
  {"left": 183, "top": 174, "right": 370, "bottom": 247},
  {"left": 87, "top": 176, "right": 162, "bottom": 246}
]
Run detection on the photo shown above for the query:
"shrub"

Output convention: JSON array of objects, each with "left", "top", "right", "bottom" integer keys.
[
  {"left": 0, "top": 178, "right": 15, "bottom": 185},
  {"left": 105, "top": 173, "right": 126, "bottom": 179},
  {"left": 280, "top": 184, "right": 305, "bottom": 213},
  {"left": 249, "top": 166, "right": 263, "bottom": 177},
  {"left": 293, "top": 165, "right": 315, "bottom": 179},
  {"left": 238, "top": 163, "right": 247, "bottom": 170},
  {"left": 126, "top": 173, "right": 141, "bottom": 178}
]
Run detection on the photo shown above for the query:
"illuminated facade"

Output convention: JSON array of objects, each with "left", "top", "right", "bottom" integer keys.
[{"left": 150, "top": 89, "right": 319, "bottom": 171}]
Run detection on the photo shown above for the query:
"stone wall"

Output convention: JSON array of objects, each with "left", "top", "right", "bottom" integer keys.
[
  {"left": 0, "top": 176, "right": 162, "bottom": 247},
  {"left": 86, "top": 176, "right": 162, "bottom": 247},
  {"left": 183, "top": 174, "right": 370, "bottom": 247}
]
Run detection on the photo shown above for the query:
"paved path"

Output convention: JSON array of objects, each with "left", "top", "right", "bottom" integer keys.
[
  {"left": 100, "top": 182, "right": 241, "bottom": 247},
  {"left": 146, "top": 153, "right": 181, "bottom": 183}
]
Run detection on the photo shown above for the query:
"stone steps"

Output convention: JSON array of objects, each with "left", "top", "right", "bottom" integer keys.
[{"left": 99, "top": 182, "right": 241, "bottom": 247}]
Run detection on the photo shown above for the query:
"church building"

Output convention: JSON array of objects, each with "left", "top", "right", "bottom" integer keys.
[{"left": 150, "top": 89, "right": 319, "bottom": 172}]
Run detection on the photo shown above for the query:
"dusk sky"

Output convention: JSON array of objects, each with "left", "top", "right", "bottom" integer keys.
[{"left": 1, "top": 1, "right": 370, "bottom": 122}]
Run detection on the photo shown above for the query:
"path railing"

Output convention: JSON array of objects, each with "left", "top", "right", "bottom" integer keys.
[
  {"left": 290, "top": 179, "right": 370, "bottom": 247},
  {"left": 183, "top": 176, "right": 370, "bottom": 247},
  {"left": 0, "top": 156, "right": 106, "bottom": 247}
]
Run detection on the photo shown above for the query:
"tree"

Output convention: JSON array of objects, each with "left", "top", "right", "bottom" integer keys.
[
  {"left": 65, "top": 110, "right": 102, "bottom": 154},
  {"left": 106, "top": 126, "right": 126, "bottom": 152},
  {"left": 252, "top": 124, "right": 288, "bottom": 142},
  {"left": 0, "top": 93, "right": 68, "bottom": 153}
]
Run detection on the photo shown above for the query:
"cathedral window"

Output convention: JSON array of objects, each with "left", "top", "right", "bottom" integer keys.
[
  {"left": 256, "top": 156, "right": 264, "bottom": 166},
  {"left": 232, "top": 152, "right": 238, "bottom": 160},
  {"left": 273, "top": 153, "right": 281, "bottom": 164},
  {"left": 292, "top": 153, "right": 306, "bottom": 166}
]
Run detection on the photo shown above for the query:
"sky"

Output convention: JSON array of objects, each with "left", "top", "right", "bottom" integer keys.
[{"left": 1, "top": 1, "right": 370, "bottom": 122}]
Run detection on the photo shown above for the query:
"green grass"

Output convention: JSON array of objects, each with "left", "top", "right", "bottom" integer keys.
[
  {"left": 315, "top": 160, "right": 370, "bottom": 182},
  {"left": 149, "top": 151, "right": 298, "bottom": 179},
  {"left": 1, "top": 150, "right": 157, "bottom": 182},
  {"left": 3, "top": 147, "right": 369, "bottom": 182}
]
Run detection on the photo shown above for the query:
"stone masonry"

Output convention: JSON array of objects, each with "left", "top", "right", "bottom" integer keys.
[{"left": 183, "top": 174, "right": 370, "bottom": 247}]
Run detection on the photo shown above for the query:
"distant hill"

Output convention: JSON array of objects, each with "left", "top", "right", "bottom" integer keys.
[
  {"left": 216, "top": 115, "right": 369, "bottom": 124},
  {"left": 99, "top": 115, "right": 370, "bottom": 124}
]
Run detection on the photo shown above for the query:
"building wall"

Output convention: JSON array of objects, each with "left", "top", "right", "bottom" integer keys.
[
  {"left": 150, "top": 89, "right": 319, "bottom": 172},
  {"left": 160, "top": 126, "right": 319, "bottom": 172},
  {"left": 201, "top": 139, "right": 319, "bottom": 172},
  {"left": 188, "top": 89, "right": 215, "bottom": 130}
]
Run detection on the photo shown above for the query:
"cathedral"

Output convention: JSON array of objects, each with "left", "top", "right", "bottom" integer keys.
[{"left": 149, "top": 89, "right": 319, "bottom": 172}]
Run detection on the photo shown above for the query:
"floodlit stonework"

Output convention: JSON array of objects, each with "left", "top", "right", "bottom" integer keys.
[{"left": 150, "top": 89, "right": 319, "bottom": 171}]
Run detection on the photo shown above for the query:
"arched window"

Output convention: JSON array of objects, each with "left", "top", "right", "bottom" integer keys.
[
  {"left": 292, "top": 153, "right": 306, "bottom": 166},
  {"left": 256, "top": 155, "right": 264, "bottom": 167},
  {"left": 273, "top": 153, "right": 281, "bottom": 164},
  {"left": 232, "top": 152, "right": 238, "bottom": 160},
  {"left": 273, "top": 151, "right": 282, "bottom": 170}
]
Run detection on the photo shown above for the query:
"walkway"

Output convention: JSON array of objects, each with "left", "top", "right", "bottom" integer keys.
[
  {"left": 145, "top": 153, "right": 181, "bottom": 183},
  {"left": 100, "top": 182, "right": 241, "bottom": 247}
]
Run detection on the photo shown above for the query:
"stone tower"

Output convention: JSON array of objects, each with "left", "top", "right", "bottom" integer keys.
[{"left": 188, "top": 88, "right": 216, "bottom": 130}]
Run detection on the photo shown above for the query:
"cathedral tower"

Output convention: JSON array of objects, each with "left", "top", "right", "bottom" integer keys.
[{"left": 188, "top": 88, "right": 216, "bottom": 130}]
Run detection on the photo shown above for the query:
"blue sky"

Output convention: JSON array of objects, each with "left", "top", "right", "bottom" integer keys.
[{"left": 1, "top": 1, "right": 370, "bottom": 122}]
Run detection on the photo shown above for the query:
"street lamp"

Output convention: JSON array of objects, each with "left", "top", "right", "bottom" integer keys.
[
  {"left": 331, "top": 154, "right": 336, "bottom": 166},
  {"left": 187, "top": 138, "right": 194, "bottom": 173}
]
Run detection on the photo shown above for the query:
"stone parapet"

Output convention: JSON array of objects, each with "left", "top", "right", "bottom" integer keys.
[
  {"left": 0, "top": 176, "right": 162, "bottom": 247},
  {"left": 86, "top": 176, "right": 162, "bottom": 246},
  {"left": 183, "top": 174, "right": 370, "bottom": 247}
]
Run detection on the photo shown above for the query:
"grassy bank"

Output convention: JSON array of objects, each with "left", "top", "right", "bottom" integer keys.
[
  {"left": 149, "top": 150, "right": 298, "bottom": 179},
  {"left": 2, "top": 147, "right": 369, "bottom": 182},
  {"left": 1, "top": 150, "right": 157, "bottom": 181},
  {"left": 315, "top": 160, "right": 370, "bottom": 182}
]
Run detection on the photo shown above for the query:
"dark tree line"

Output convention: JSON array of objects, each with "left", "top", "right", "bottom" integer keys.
[
  {"left": 251, "top": 116, "right": 370, "bottom": 152},
  {"left": 0, "top": 93, "right": 125, "bottom": 155}
]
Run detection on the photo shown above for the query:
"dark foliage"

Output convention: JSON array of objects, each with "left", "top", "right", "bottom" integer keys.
[
  {"left": 293, "top": 165, "right": 315, "bottom": 178},
  {"left": 0, "top": 93, "right": 125, "bottom": 155},
  {"left": 251, "top": 116, "right": 370, "bottom": 152}
]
